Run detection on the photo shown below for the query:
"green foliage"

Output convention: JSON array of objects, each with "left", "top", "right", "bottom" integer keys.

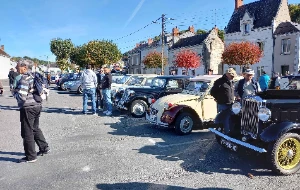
[
  {"left": 11, "top": 56, "right": 49, "bottom": 65},
  {"left": 70, "top": 45, "right": 89, "bottom": 68},
  {"left": 142, "top": 51, "right": 167, "bottom": 68},
  {"left": 196, "top": 29, "right": 224, "bottom": 41},
  {"left": 153, "top": 35, "right": 160, "bottom": 41},
  {"left": 50, "top": 38, "right": 74, "bottom": 71},
  {"left": 289, "top": 4, "right": 300, "bottom": 23}
]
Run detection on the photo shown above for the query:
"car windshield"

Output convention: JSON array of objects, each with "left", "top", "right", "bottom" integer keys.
[
  {"left": 126, "top": 76, "right": 144, "bottom": 85},
  {"left": 185, "top": 81, "right": 210, "bottom": 92},
  {"left": 150, "top": 78, "right": 166, "bottom": 88},
  {"left": 117, "top": 76, "right": 130, "bottom": 84}
]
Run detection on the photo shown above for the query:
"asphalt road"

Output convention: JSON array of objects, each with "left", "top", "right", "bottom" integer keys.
[{"left": 0, "top": 79, "right": 299, "bottom": 190}]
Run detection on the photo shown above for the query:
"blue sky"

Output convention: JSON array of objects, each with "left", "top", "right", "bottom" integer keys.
[{"left": 0, "top": 0, "right": 298, "bottom": 61}]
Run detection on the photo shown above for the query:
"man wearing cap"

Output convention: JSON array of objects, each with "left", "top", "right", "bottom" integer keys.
[
  {"left": 13, "top": 60, "right": 50, "bottom": 163},
  {"left": 235, "top": 69, "right": 261, "bottom": 100},
  {"left": 211, "top": 68, "right": 237, "bottom": 113}
]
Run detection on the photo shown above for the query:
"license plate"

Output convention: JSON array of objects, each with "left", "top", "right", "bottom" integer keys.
[{"left": 220, "top": 139, "right": 238, "bottom": 151}]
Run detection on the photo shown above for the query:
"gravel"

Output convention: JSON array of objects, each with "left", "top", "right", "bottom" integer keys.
[{"left": 0, "top": 79, "right": 299, "bottom": 190}]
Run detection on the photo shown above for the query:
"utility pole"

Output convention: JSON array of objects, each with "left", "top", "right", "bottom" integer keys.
[{"left": 161, "top": 14, "right": 166, "bottom": 75}]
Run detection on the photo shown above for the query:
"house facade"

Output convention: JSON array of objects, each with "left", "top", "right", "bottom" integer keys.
[
  {"left": 125, "top": 26, "right": 196, "bottom": 74},
  {"left": 274, "top": 22, "right": 300, "bottom": 75},
  {"left": 167, "top": 27, "right": 224, "bottom": 76},
  {"left": 0, "top": 45, "right": 12, "bottom": 79},
  {"left": 224, "top": 0, "right": 291, "bottom": 77}
]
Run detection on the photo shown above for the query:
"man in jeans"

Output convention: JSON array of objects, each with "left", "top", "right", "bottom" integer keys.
[
  {"left": 14, "top": 60, "right": 50, "bottom": 163},
  {"left": 96, "top": 68, "right": 105, "bottom": 111},
  {"left": 102, "top": 67, "right": 113, "bottom": 116},
  {"left": 81, "top": 65, "right": 97, "bottom": 115}
]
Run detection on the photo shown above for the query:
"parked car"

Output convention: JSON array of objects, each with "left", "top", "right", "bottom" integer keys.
[
  {"left": 146, "top": 75, "right": 223, "bottom": 135},
  {"left": 210, "top": 81, "right": 300, "bottom": 175},
  {"left": 66, "top": 77, "right": 83, "bottom": 94},
  {"left": 50, "top": 75, "right": 56, "bottom": 84},
  {"left": 116, "top": 75, "right": 191, "bottom": 118},
  {"left": 112, "top": 74, "right": 158, "bottom": 104},
  {"left": 57, "top": 73, "right": 81, "bottom": 90}
]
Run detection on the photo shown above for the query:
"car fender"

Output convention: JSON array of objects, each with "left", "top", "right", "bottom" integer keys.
[
  {"left": 260, "top": 122, "right": 300, "bottom": 143},
  {"left": 161, "top": 105, "right": 200, "bottom": 126}
]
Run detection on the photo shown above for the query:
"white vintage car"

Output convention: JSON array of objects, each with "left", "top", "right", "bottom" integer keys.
[{"left": 146, "top": 75, "right": 240, "bottom": 135}]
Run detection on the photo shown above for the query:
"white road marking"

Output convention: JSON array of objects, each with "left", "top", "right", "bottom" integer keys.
[{"left": 82, "top": 166, "right": 90, "bottom": 172}]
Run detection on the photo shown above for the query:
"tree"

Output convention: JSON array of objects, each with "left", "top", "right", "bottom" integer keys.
[
  {"left": 289, "top": 4, "right": 300, "bottom": 23},
  {"left": 196, "top": 29, "right": 207, "bottom": 35},
  {"left": 50, "top": 38, "right": 74, "bottom": 71},
  {"left": 84, "top": 40, "right": 122, "bottom": 68},
  {"left": 142, "top": 51, "right": 167, "bottom": 69},
  {"left": 173, "top": 49, "right": 201, "bottom": 75},
  {"left": 222, "top": 42, "right": 263, "bottom": 69},
  {"left": 70, "top": 45, "right": 89, "bottom": 69}
]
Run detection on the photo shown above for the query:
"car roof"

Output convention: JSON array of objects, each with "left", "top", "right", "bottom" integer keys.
[
  {"left": 190, "top": 75, "right": 222, "bottom": 82},
  {"left": 155, "top": 75, "right": 191, "bottom": 79}
]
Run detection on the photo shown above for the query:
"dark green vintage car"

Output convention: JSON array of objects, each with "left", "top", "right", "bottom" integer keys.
[{"left": 210, "top": 87, "right": 300, "bottom": 175}]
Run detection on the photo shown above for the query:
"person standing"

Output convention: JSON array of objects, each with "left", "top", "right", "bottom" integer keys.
[
  {"left": 14, "top": 60, "right": 50, "bottom": 163},
  {"left": 8, "top": 68, "right": 18, "bottom": 90},
  {"left": 0, "top": 80, "right": 3, "bottom": 95},
  {"left": 81, "top": 65, "right": 97, "bottom": 115},
  {"left": 211, "top": 68, "right": 237, "bottom": 113},
  {"left": 96, "top": 68, "right": 105, "bottom": 111},
  {"left": 258, "top": 71, "right": 270, "bottom": 91},
  {"left": 269, "top": 72, "right": 280, "bottom": 89},
  {"left": 235, "top": 69, "right": 261, "bottom": 100},
  {"left": 102, "top": 67, "right": 113, "bottom": 116}
]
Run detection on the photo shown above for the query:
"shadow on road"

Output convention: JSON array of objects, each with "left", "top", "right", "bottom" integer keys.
[
  {"left": 96, "top": 182, "right": 233, "bottom": 190},
  {"left": 0, "top": 151, "right": 24, "bottom": 163},
  {"left": 105, "top": 117, "right": 274, "bottom": 177}
]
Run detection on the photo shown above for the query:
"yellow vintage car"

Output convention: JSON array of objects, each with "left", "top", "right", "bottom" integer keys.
[{"left": 146, "top": 75, "right": 242, "bottom": 135}]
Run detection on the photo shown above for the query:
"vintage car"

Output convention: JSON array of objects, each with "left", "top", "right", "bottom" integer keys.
[
  {"left": 146, "top": 75, "right": 223, "bottom": 135},
  {"left": 116, "top": 75, "right": 191, "bottom": 118},
  {"left": 209, "top": 85, "right": 300, "bottom": 175}
]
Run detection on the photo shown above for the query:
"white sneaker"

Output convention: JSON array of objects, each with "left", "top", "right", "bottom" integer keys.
[{"left": 105, "top": 111, "right": 112, "bottom": 116}]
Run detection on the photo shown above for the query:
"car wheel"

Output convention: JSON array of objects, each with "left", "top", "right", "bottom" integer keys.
[
  {"left": 268, "top": 133, "right": 300, "bottom": 175},
  {"left": 77, "top": 85, "right": 83, "bottom": 94},
  {"left": 131, "top": 100, "right": 148, "bottom": 118},
  {"left": 61, "top": 83, "right": 66, "bottom": 91},
  {"left": 174, "top": 112, "right": 194, "bottom": 135}
]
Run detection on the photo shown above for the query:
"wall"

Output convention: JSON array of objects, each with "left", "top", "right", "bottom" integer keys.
[
  {"left": 274, "top": 33, "right": 298, "bottom": 75},
  {"left": 224, "top": 27, "right": 274, "bottom": 77},
  {"left": 0, "top": 56, "right": 12, "bottom": 79}
]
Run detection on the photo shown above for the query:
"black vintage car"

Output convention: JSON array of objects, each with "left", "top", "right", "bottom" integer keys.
[
  {"left": 210, "top": 87, "right": 300, "bottom": 175},
  {"left": 116, "top": 75, "right": 191, "bottom": 118}
]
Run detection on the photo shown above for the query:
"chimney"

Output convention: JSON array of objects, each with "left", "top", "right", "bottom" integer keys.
[
  {"left": 188, "top": 25, "right": 195, "bottom": 33},
  {"left": 0, "top": 45, "right": 4, "bottom": 51},
  {"left": 148, "top": 38, "right": 153, "bottom": 45},
  {"left": 136, "top": 43, "right": 140, "bottom": 48},
  {"left": 172, "top": 26, "right": 179, "bottom": 37},
  {"left": 235, "top": 0, "right": 243, "bottom": 10}
]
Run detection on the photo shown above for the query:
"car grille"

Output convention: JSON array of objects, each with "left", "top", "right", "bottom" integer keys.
[
  {"left": 241, "top": 98, "right": 260, "bottom": 139},
  {"left": 120, "top": 90, "right": 129, "bottom": 102}
]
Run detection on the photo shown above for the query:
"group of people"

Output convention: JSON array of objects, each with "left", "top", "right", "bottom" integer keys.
[{"left": 80, "top": 65, "right": 113, "bottom": 116}]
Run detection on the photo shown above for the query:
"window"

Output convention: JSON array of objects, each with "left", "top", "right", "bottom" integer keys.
[
  {"left": 281, "top": 65, "right": 289, "bottom": 76},
  {"left": 244, "top": 24, "right": 250, "bottom": 34},
  {"left": 167, "top": 79, "right": 179, "bottom": 88},
  {"left": 281, "top": 39, "right": 291, "bottom": 54},
  {"left": 257, "top": 42, "right": 264, "bottom": 51},
  {"left": 144, "top": 78, "right": 153, "bottom": 86},
  {"left": 257, "top": 66, "right": 264, "bottom": 77}
]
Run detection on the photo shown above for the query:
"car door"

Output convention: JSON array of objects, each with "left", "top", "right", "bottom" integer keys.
[
  {"left": 201, "top": 92, "right": 217, "bottom": 121},
  {"left": 164, "top": 79, "right": 184, "bottom": 96}
]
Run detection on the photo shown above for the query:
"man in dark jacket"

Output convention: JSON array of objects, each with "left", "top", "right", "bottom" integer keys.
[
  {"left": 14, "top": 60, "right": 50, "bottom": 163},
  {"left": 96, "top": 68, "right": 105, "bottom": 111},
  {"left": 102, "top": 67, "right": 113, "bottom": 116},
  {"left": 211, "top": 68, "right": 237, "bottom": 112},
  {"left": 8, "top": 68, "right": 18, "bottom": 90}
]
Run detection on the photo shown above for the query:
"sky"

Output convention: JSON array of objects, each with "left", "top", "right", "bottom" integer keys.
[{"left": 0, "top": 0, "right": 299, "bottom": 62}]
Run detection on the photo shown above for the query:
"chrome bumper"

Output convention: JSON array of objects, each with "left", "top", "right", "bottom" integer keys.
[
  {"left": 209, "top": 128, "right": 267, "bottom": 153},
  {"left": 146, "top": 113, "right": 169, "bottom": 127}
]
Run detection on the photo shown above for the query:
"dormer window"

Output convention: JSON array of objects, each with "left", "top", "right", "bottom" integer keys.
[{"left": 244, "top": 23, "right": 250, "bottom": 34}]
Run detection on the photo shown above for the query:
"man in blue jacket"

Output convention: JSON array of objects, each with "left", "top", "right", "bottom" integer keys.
[{"left": 258, "top": 71, "right": 270, "bottom": 91}]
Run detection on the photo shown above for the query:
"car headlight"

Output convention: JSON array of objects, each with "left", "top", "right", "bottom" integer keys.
[
  {"left": 258, "top": 107, "right": 271, "bottom": 122},
  {"left": 128, "top": 90, "right": 135, "bottom": 95},
  {"left": 231, "top": 102, "right": 241, "bottom": 114}
]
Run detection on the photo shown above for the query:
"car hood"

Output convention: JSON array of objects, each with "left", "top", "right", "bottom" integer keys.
[{"left": 153, "top": 93, "right": 200, "bottom": 108}]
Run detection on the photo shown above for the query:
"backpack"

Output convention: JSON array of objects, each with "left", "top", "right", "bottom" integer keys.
[{"left": 32, "top": 72, "right": 49, "bottom": 102}]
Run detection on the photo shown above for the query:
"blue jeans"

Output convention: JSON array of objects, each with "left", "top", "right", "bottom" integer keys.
[
  {"left": 83, "top": 88, "right": 96, "bottom": 113},
  {"left": 217, "top": 104, "right": 232, "bottom": 134},
  {"left": 103, "top": 89, "right": 112, "bottom": 112}
]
